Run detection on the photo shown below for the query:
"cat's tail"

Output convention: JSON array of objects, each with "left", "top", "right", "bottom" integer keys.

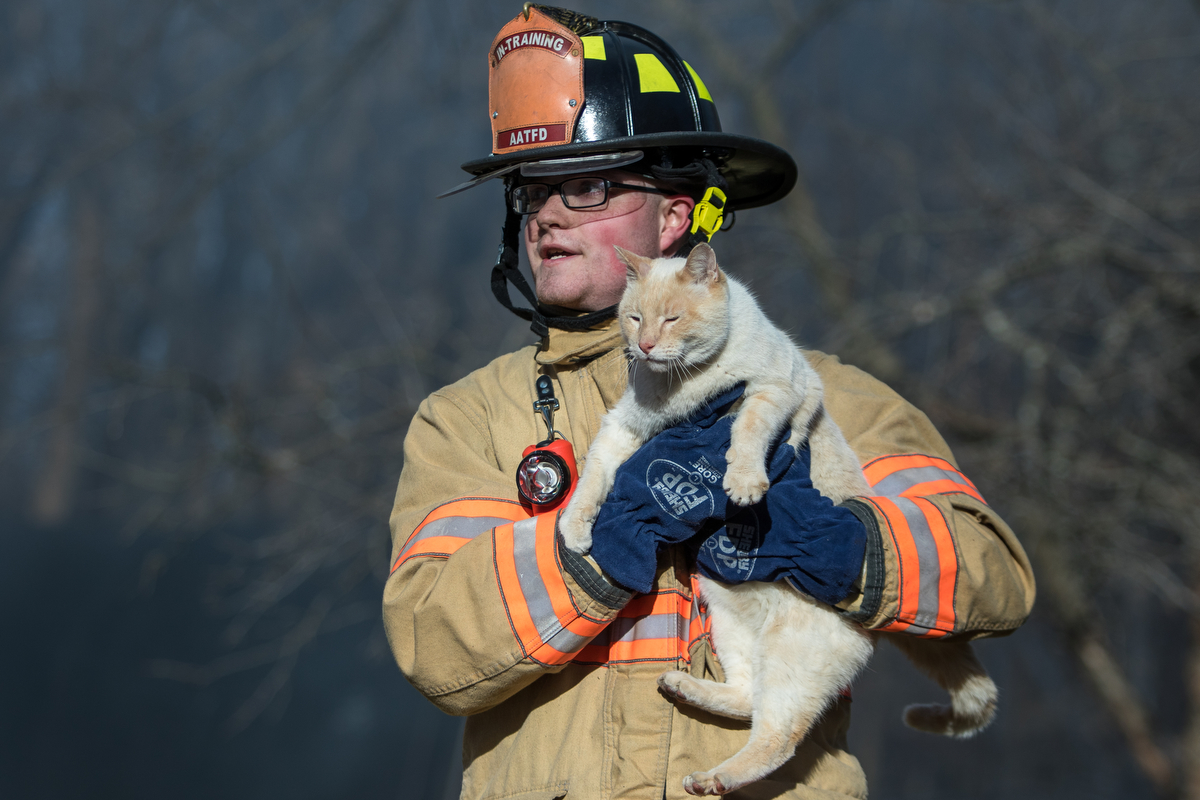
[{"left": 887, "top": 636, "right": 998, "bottom": 738}]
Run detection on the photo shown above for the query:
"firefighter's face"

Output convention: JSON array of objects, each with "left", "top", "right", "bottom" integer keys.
[{"left": 522, "top": 170, "right": 695, "bottom": 312}]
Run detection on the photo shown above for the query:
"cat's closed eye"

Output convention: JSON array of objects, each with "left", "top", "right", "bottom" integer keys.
[{"left": 628, "top": 314, "right": 641, "bottom": 323}]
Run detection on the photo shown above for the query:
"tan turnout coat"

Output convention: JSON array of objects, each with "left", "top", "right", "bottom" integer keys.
[{"left": 384, "top": 322, "right": 1035, "bottom": 800}]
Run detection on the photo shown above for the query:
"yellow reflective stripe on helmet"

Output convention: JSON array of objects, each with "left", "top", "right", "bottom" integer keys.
[
  {"left": 634, "top": 53, "right": 680, "bottom": 93},
  {"left": 684, "top": 62, "right": 713, "bottom": 102},
  {"left": 581, "top": 35, "right": 606, "bottom": 60}
]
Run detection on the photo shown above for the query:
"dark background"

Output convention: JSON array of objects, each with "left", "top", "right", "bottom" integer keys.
[{"left": 2, "top": 1, "right": 1198, "bottom": 798}]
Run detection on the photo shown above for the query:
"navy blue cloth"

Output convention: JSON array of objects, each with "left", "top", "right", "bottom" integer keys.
[
  {"left": 589, "top": 385, "right": 769, "bottom": 593},
  {"left": 694, "top": 443, "right": 867, "bottom": 605},
  {"left": 588, "top": 384, "right": 866, "bottom": 603}
]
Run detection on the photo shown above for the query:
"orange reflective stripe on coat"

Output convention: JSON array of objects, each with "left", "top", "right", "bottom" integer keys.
[
  {"left": 392, "top": 496, "right": 530, "bottom": 572},
  {"left": 863, "top": 453, "right": 985, "bottom": 504},
  {"left": 494, "top": 513, "right": 610, "bottom": 665},
  {"left": 859, "top": 454, "right": 982, "bottom": 637},
  {"left": 572, "top": 590, "right": 693, "bottom": 665},
  {"left": 865, "top": 496, "right": 958, "bottom": 637}
]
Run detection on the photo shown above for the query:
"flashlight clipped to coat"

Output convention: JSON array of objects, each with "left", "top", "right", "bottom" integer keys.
[{"left": 515, "top": 375, "right": 578, "bottom": 512}]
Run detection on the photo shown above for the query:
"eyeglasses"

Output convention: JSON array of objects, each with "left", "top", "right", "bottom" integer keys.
[{"left": 508, "top": 177, "right": 673, "bottom": 215}]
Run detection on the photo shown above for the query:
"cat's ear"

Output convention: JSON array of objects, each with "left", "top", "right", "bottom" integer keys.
[
  {"left": 614, "top": 245, "right": 652, "bottom": 281},
  {"left": 683, "top": 242, "right": 721, "bottom": 284}
]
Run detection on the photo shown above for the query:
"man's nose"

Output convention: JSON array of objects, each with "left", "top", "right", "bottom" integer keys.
[{"left": 533, "top": 192, "right": 569, "bottom": 229}]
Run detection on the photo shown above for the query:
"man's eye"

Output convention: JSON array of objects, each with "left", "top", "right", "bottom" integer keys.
[
  {"left": 573, "top": 180, "right": 605, "bottom": 197},
  {"left": 517, "top": 186, "right": 546, "bottom": 203}
]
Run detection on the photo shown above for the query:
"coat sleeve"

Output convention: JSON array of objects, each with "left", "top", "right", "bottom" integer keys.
[
  {"left": 813, "top": 355, "right": 1036, "bottom": 638},
  {"left": 382, "top": 389, "right": 632, "bottom": 716}
]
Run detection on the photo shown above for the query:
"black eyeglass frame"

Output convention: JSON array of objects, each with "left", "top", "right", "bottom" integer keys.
[{"left": 507, "top": 177, "right": 675, "bottom": 215}]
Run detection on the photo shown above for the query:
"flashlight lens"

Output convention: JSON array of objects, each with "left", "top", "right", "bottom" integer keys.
[{"left": 517, "top": 452, "right": 569, "bottom": 505}]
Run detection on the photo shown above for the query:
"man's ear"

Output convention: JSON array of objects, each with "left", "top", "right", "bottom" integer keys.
[
  {"left": 659, "top": 195, "right": 696, "bottom": 255},
  {"left": 614, "top": 245, "right": 653, "bottom": 281},
  {"left": 683, "top": 242, "right": 721, "bottom": 284}
]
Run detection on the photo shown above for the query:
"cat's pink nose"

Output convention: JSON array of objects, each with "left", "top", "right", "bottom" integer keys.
[{"left": 639, "top": 340, "right": 655, "bottom": 354}]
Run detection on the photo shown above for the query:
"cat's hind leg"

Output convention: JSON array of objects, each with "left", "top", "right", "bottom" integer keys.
[
  {"left": 682, "top": 596, "right": 874, "bottom": 797},
  {"left": 658, "top": 582, "right": 756, "bottom": 721},
  {"left": 657, "top": 672, "right": 753, "bottom": 722}
]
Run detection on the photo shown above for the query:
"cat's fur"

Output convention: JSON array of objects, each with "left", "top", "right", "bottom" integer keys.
[{"left": 558, "top": 243, "right": 998, "bottom": 797}]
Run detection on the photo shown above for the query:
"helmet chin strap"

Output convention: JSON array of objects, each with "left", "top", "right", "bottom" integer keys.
[{"left": 490, "top": 206, "right": 618, "bottom": 339}]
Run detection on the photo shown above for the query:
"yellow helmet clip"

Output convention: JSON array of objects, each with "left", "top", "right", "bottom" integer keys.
[{"left": 690, "top": 186, "right": 727, "bottom": 241}]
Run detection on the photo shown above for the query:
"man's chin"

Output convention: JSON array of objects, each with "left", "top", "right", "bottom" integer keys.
[
  {"left": 533, "top": 278, "right": 581, "bottom": 311},
  {"left": 533, "top": 274, "right": 623, "bottom": 312},
  {"left": 536, "top": 291, "right": 613, "bottom": 314}
]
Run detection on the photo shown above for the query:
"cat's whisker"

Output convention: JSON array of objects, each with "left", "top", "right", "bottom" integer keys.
[{"left": 626, "top": 354, "right": 640, "bottom": 378}]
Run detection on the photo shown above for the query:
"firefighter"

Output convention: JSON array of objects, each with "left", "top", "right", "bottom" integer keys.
[{"left": 383, "top": 6, "right": 1035, "bottom": 799}]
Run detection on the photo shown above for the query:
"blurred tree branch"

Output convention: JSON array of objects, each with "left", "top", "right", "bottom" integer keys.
[{"left": 32, "top": 190, "right": 103, "bottom": 523}]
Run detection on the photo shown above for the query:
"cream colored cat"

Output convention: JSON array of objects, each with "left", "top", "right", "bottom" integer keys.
[{"left": 558, "top": 243, "right": 997, "bottom": 797}]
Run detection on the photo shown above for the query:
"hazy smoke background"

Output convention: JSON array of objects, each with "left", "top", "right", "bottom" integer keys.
[{"left": 2, "top": 1, "right": 1198, "bottom": 797}]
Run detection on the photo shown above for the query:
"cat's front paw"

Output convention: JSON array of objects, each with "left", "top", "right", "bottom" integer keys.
[
  {"left": 558, "top": 504, "right": 596, "bottom": 553},
  {"left": 723, "top": 465, "right": 769, "bottom": 506}
]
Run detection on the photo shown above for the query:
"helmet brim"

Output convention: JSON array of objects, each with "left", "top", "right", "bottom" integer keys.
[
  {"left": 437, "top": 151, "right": 647, "bottom": 199},
  {"left": 455, "top": 131, "right": 797, "bottom": 210}
]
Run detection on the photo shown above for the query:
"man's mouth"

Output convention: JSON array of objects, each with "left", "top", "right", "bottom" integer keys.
[{"left": 540, "top": 245, "right": 579, "bottom": 262}]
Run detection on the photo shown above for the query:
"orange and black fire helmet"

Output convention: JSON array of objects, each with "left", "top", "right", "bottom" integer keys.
[{"left": 440, "top": 4, "right": 798, "bottom": 336}]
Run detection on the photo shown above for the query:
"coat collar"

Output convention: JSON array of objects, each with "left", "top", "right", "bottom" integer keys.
[{"left": 534, "top": 318, "right": 624, "bottom": 366}]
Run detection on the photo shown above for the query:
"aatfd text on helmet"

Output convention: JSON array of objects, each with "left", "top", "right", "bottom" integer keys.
[
  {"left": 496, "top": 124, "right": 568, "bottom": 150},
  {"left": 493, "top": 30, "right": 570, "bottom": 64}
]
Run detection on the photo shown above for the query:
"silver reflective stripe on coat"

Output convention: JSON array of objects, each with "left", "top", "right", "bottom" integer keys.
[
  {"left": 893, "top": 497, "right": 943, "bottom": 631},
  {"left": 608, "top": 611, "right": 686, "bottom": 645},
  {"left": 871, "top": 465, "right": 975, "bottom": 497},
  {"left": 510, "top": 517, "right": 594, "bottom": 653},
  {"left": 398, "top": 515, "right": 512, "bottom": 559}
]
